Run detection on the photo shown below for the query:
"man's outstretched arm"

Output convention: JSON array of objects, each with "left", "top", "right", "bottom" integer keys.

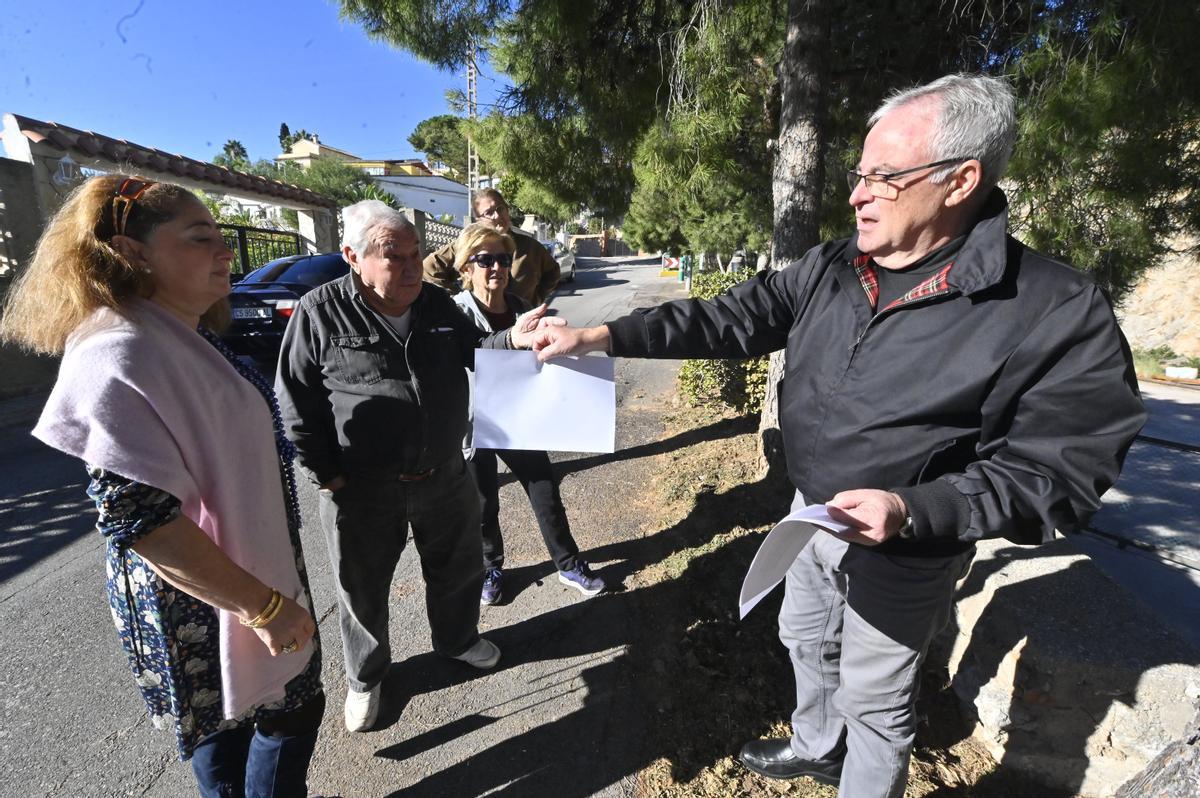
[{"left": 533, "top": 324, "right": 612, "bottom": 361}]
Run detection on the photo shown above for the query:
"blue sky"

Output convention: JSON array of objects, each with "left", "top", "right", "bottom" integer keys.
[{"left": 1, "top": 0, "right": 504, "bottom": 164}]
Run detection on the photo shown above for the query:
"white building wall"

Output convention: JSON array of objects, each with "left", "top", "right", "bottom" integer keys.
[{"left": 373, "top": 176, "right": 469, "bottom": 223}]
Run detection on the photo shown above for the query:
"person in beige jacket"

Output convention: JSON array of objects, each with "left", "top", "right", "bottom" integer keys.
[{"left": 423, "top": 188, "right": 560, "bottom": 305}]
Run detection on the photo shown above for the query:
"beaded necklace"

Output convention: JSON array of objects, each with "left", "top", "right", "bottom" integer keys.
[{"left": 199, "top": 329, "right": 302, "bottom": 536}]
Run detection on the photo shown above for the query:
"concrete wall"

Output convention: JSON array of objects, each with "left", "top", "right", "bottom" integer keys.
[
  {"left": 0, "top": 157, "right": 42, "bottom": 281},
  {"left": 0, "top": 158, "right": 58, "bottom": 400}
]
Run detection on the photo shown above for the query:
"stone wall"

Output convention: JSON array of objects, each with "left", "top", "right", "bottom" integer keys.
[{"left": 932, "top": 539, "right": 1200, "bottom": 797}]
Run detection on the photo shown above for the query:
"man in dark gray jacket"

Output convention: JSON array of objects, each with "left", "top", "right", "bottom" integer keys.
[
  {"left": 276, "top": 200, "right": 550, "bottom": 733},
  {"left": 532, "top": 74, "right": 1145, "bottom": 797}
]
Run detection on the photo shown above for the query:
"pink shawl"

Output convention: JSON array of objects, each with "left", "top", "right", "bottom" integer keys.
[{"left": 33, "top": 298, "right": 312, "bottom": 719}]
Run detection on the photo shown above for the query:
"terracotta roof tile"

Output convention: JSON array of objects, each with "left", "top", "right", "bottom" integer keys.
[{"left": 75, "top": 135, "right": 101, "bottom": 156}]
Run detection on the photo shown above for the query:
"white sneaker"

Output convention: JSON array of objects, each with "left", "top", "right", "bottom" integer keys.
[
  {"left": 450, "top": 637, "right": 501, "bottom": 669},
  {"left": 344, "top": 685, "right": 380, "bottom": 732}
]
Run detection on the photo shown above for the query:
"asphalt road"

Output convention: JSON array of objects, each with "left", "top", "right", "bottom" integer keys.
[
  {"left": 1068, "top": 380, "right": 1200, "bottom": 650},
  {"left": 0, "top": 255, "right": 690, "bottom": 797}
]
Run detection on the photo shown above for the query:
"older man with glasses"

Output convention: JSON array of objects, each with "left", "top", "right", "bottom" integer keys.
[
  {"left": 530, "top": 74, "right": 1146, "bottom": 798},
  {"left": 424, "top": 187, "right": 561, "bottom": 305}
]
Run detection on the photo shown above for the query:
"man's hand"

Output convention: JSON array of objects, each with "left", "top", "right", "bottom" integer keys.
[
  {"left": 533, "top": 324, "right": 611, "bottom": 361},
  {"left": 825, "top": 489, "right": 908, "bottom": 546},
  {"left": 509, "top": 304, "right": 566, "bottom": 349}
]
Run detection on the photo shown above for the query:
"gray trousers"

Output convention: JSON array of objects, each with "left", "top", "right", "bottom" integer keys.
[
  {"left": 318, "top": 456, "right": 484, "bottom": 692},
  {"left": 778, "top": 507, "right": 973, "bottom": 798}
]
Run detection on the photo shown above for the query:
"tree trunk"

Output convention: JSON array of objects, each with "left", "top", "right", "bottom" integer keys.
[{"left": 758, "top": 0, "right": 832, "bottom": 478}]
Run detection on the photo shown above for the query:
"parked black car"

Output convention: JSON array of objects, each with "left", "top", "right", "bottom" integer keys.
[{"left": 223, "top": 252, "right": 348, "bottom": 366}]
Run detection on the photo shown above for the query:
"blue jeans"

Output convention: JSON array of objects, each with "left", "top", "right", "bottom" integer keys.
[{"left": 190, "top": 694, "right": 324, "bottom": 797}]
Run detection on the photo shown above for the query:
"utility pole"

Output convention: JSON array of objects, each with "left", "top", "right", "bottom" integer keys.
[{"left": 466, "top": 40, "right": 479, "bottom": 225}]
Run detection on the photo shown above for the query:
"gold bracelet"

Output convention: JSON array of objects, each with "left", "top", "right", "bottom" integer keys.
[
  {"left": 239, "top": 588, "right": 282, "bottom": 628},
  {"left": 255, "top": 592, "right": 284, "bottom": 627}
]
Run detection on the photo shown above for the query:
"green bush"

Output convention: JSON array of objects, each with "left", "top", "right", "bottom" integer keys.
[
  {"left": 677, "top": 270, "right": 768, "bottom": 413},
  {"left": 1131, "top": 346, "right": 1200, "bottom": 379}
]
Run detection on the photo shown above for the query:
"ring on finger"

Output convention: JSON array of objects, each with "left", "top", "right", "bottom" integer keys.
[{"left": 281, "top": 640, "right": 298, "bottom": 654}]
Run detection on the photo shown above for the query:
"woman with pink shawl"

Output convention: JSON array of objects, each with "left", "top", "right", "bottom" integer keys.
[{"left": 0, "top": 175, "right": 324, "bottom": 797}]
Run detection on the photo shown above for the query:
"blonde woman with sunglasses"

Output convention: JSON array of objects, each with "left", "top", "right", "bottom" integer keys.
[
  {"left": 0, "top": 175, "right": 324, "bottom": 797},
  {"left": 451, "top": 223, "right": 605, "bottom": 607}
]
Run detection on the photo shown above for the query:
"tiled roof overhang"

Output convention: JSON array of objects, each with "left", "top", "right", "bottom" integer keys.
[{"left": 4, "top": 113, "right": 337, "bottom": 209}]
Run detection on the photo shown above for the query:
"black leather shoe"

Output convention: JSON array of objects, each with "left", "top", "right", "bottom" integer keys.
[{"left": 738, "top": 738, "right": 842, "bottom": 784}]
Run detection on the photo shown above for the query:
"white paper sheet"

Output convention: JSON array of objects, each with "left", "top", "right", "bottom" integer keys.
[
  {"left": 474, "top": 349, "right": 616, "bottom": 453},
  {"left": 738, "top": 505, "right": 855, "bottom": 619}
]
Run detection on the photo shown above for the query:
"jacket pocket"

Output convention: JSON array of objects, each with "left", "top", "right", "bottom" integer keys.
[{"left": 330, "top": 333, "right": 387, "bottom": 385}]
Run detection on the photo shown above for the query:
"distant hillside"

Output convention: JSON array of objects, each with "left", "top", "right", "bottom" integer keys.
[{"left": 1117, "top": 250, "right": 1200, "bottom": 359}]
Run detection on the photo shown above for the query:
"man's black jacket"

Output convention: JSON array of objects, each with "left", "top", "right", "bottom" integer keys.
[
  {"left": 276, "top": 274, "right": 509, "bottom": 485},
  {"left": 607, "top": 191, "right": 1146, "bottom": 556}
]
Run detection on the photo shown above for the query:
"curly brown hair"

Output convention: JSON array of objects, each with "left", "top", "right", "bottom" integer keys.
[{"left": 0, "top": 174, "right": 228, "bottom": 354}]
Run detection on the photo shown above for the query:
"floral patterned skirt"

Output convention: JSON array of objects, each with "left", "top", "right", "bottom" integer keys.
[{"left": 106, "top": 543, "right": 323, "bottom": 759}]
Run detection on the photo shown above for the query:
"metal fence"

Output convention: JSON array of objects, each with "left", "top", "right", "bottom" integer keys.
[
  {"left": 424, "top": 217, "right": 462, "bottom": 251},
  {"left": 219, "top": 224, "right": 303, "bottom": 275}
]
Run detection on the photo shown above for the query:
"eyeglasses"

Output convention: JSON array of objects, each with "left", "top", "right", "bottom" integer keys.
[
  {"left": 846, "top": 158, "right": 967, "bottom": 200},
  {"left": 469, "top": 252, "right": 513, "bottom": 269},
  {"left": 112, "top": 177, "right": 155, "bottom": 236}
]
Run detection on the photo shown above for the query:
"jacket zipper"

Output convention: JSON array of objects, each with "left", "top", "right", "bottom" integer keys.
[
  {"left": 848, "top": 287, "right": 955, "bottom": 357},
  {"left": 404, "top": 319, "right": 429, "bottom": 471}
]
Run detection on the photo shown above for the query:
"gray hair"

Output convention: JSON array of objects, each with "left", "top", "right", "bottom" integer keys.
[
  {"left": 869, "top": 73, "right": 1016, "bottom": 192},
  {"left": 341, "top": 200, "right": 416, "bottom": 254}
]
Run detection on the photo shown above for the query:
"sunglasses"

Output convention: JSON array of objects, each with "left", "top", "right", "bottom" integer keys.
[
  {"left": 468, "top": 252, "right": 514, "bottom": 269},
  {"left": 112, "top": 178, "right": 155, "bottom": 237}
]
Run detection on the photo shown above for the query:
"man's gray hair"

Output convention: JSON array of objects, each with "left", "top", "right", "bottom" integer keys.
[
  {"left": 341, "top": 200, "right": 416, "bottom": 254},
  {"left": 869, "top": 73, "right": 1016, "bottom": 191}
]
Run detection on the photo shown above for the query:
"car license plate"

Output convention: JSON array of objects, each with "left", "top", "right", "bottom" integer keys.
[{"left": 232, "top": 307, "right": 271, "bottom": 320}]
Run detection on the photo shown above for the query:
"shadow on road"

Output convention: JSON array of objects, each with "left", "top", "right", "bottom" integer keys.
[
  {"left": 547, "top": 260, "right": 631, "bottom": 302},
  {"left": 370, "top": 463, "right": 797, "bottom": 797},
  {"left": 0, "top": 431, "right": 94, "bottom": 585},
  {"left": 1139, "top": 387, "right": 1200, "bottom": 445},
  {"left": 554, "top": 413, "right": 757, "bottom": 478}
]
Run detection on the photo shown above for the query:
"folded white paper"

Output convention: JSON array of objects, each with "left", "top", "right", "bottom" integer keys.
[
  {"left": 474, "top": 349, "right": 616, "bottom": 453},
  {"left": 738, "top": 505, "right": 854, "bottom": 619}
]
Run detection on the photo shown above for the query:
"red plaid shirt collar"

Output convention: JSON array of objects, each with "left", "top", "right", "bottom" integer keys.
[{"left": 852, "top": 254, "right": 955, "bottom": 312}]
